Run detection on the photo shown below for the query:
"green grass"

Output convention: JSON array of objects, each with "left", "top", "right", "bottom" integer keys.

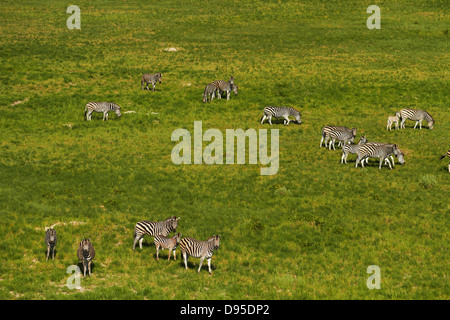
[{"left": 0, "top": 0, "right": 448, "bottom": 300}]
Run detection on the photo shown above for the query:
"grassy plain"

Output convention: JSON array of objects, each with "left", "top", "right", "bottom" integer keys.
[{"left": 0, "top": 0, "right": 448, "bottom": 299}]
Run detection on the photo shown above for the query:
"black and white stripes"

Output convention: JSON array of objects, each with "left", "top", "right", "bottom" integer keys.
[
  {"left": 133, "top": 216, "right": 180, "bottom": 250},
  {"left": 320, "top": 126, "right": 357, "bottom": 150},
  {"left": 45, "top": 229, "right": 57, "bottom": 261},
  {"left": 399, "top": 108, "right": 434, "bottom": 130},
  {"left": 77, "top": 238, "right": 95, "bottom": 277},
  {"left": 260, "top": 106, "right": 301, "bottom": 125},
  {"left": 355, "top": 143, "right": 405, "bottom": 169},
  {"left": 440, "top": 150, "right": 450, "bottom": 173},
  {"left": 84, "top": 101, "right": 122, "bottom": 121},
  {"left": 179, "top": 235, "right": 221, "bottom": 274}
]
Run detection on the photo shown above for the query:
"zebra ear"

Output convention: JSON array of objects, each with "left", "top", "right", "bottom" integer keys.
[{"left": 177, "top": 217, "right": 180, "bottom": 221}]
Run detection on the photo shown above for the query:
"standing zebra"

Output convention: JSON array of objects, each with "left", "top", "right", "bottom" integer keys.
[
  {"left": 45, "top": 229, "right": 57, "bottom": 261},
  {"left": 440, "top": 150, "right": 450, "bottom": 172},
  {"left": 399, "top": 108, "right": 434, "bottom": 130},
  {"left": 77, "top": 239, "right": 95, "bottom": 277},
  {"left": 320, "top": 126, "right": 357, "bottom": 150},
  {"left": 212, "top": 77, "right": 238, "bottom": 100},
  {"left": 341, "top": 136, "right": 367, "bottom": 164},
  {"left": 202, "top": 83, "right": 217, "bottom": 103},
  {"left": 141, "top": 72, "right": 162, "bottom": 91},
  {"left": 154, "top": 233, "right": 182, "bottom": 261},
  {"left": 179, "top": 235, "right": 220, "bottom": 274},
  {"left": 260, "top": 106, "right": 301, "bottom": 125},
  {"left": 387, "top": 112, "right": 401, "bottom": 130},
  {"left": 84, "top": 102, "right": 122, "bottom": 121},
  {"left": 360, "top": 142, "right": 401, "bottom": 167},
  {"left": 133, "top": 216, "right": 180, "bottom": 251},
  {"left": 355, "top": 143, "right": 405, "bottom": 169}
]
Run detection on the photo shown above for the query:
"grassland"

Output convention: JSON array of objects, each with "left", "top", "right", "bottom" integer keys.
[{"left": 0, "top": 0, "right": 448, "bottom": 300}]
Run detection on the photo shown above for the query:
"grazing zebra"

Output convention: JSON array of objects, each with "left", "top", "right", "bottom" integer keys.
[
  {"left": 154, "top": 233, "right": 182, "bottom": 261},
  {"left": 202, "top": 83, "right": 217, "bottom": 103},
  {"left": 440, "top": 150, "right": 450, "bottom": 172},
  {"left": 260, "top": 106, "right": 301, "bottom": 125},
  {"left": 141, "top": 72, "right": 162, "bottom": 91},
  {"left": 355, "top": 143, "right": 405, "bottom": 169},
  {"left": 387, "top": 112, "right": 401, "bottom": 130},
  {"left": 133, "top": 216, "right": 180, "bottom": 251},
  {"left": 360, "top": 142, "right": 400, "bottom": 167},
  {"left": 212, "top": 77, "right": 238, "bottom": 100},
  {"left": 77, "top": 239, "right": 95, "bottom": 277},
  {"left": 84, "top": 102, "right": 122, "bottom": 121},
  {"left": 45, "top": 229, "right": 57, "bottom": 261},
  {"left": 341, "top": 136, "right": 367, "bottom": 164},
  {"left": 399, "top": 108, "right": 434, "bottom": 130},
  {"left": 180, "top": 235, "right": 220, "bottom": 274},
  {"left": 320, "top": 126, "right": 357, "bottom": 150}
]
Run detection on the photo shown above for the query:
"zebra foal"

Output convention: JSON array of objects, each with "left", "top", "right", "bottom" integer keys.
[
  {"left": 45, "top": 229, "right": 57, "bottom": 261},
  {"left": 341, "top": 136, "right": 367, "bottom": 164},
  {"left": 179, "top": 235, "right": 220, "bottom": 274},
  {"left": 154, "top": 233, "right": 182, "bottom": 261},
  {"left": 202, "top": 83, "right": 217, "bottom": 103},
  {"left": 84, "top": 102, "right": 122, "bottom": 121},
  {"left": 133, "top": 216, "right": 180, "bottom": 251},
  {"left": 141, "top": 72, "right": 162, "bottom": 91},
  {"left": 440, "top": 150, "right": 450, "bottom": 172},
  {"left": 260, "top": 106, "right": 301, "bottom": 125},
  {"left": 399, "top": 108, "right": 434, "bottom": 130},
  {"left": 387, "top": 112, "right": 401, "bottom": 130},
  {"left": 77, "top": 239, "right": 95, "bottom": 277}
]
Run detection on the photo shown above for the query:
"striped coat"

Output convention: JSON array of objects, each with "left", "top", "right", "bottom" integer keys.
[
  {"left": 399, "top": 108, "right": 434, "bottom": 130},
  {"left": 133, "top": 216, "right": 180, "bottom": 250},
  {"left": 179, "top": 235, "right": 220, "bottom": 274},
  {"left": 77, "top": 239, "right": 95, "bottom": 277}
]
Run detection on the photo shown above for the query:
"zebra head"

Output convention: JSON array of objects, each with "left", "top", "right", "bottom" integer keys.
[
  {"left": 210, "top": 234, "right": 220, "bottom": 250},
  {"left": 166, "top": 216, "right": 180, "bottom": 231},
  {"left": 394, "top": 146, "right": 405, "bottom": 164},
  {"left": 47, "top": 229, "right": 56, "bottom": 244},
  {"left": 202, "top": 93, "right": 207, "bottom": 103},
  {"left": 232, "top": 84, "right": 238, "bottom": 96},
  {"left": 294, "top": 111, "right": 301, "bottom": 124},
  {"left": 358, "top": 136, "right": 367, "bottom": 145},
  {"left": 157, "top": 73, "right": 162, "bottom": 84},
  {"left": 428, "top": 119, "right": 434, "bottom": 130},
  {"left": 115, "top": 105, "right": 122, "bottom": 118},
  {"left": 174, "top": 233, "right": 182, "bottom": 244},
  {"left": 395, "top": 111, "right": 401, "bottom": 118},
  {"left": 81, "top": 239, "right": 91, "bottom": 252}
]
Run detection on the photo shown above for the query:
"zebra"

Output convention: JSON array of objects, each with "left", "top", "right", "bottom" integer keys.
[
  {"left": 179, "top": 235, "right": 220, "bottom": 274},
  {"left": 77, "top": 239, "right": 95, "bottom": 277},
  {"left": 399, "top": 108, "right": 434, "bottom": 130},
  {"left": 133, "top": 216, "right": 180, "bottom": 251},
  {"left": 440, "top": 150, "right": 450, "bottom": 172},
  {"left": 212, "top": 77, "right": 238, "bottom": 100},
  {"left": 387, "top": 112, "right": 401, "bottom": 130},
  {"left": 260, "top": 106, "right": 301, "bottom": 125},
  {"left": 341, "top": 136, "right": 367, "bottom": 164},
  {"left": 45, "top": 229, "right": 57, "bottom": 261},
  {"left": 355, "top": 143, "right": 405, "bottom": 169},
  {"left": 154, "top": 233, "right": 182, "bottom": 261},
  {"left": 320, "top": 126, "right": 357, "bottom": 150},
  {"left": 202, "top": 83, "right": 217, "bottom": 103},
  {"left": 360, "top": 142, "right": 401, "bottom": 167},
  {"left": 141, "top": 72, "right": 162, "bottom": 91},
  {"left": 84, "top": 102, "right": 122, "bottom": 121}
]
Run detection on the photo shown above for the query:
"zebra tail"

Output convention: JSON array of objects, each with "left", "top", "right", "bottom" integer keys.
[
  {"left": 84, "top": 109, "right": 87, "bottom": 120},
  {"left": 440, "top": 155, "right": 446, "bottom": 160}
]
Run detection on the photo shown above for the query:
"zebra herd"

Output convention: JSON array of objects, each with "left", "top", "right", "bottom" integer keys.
[
  {"left": 45, "top": 216, "right": 221, "bottom": 276},
  {"left": 319, "top": 107, "right": 442, "bottom": 170}
]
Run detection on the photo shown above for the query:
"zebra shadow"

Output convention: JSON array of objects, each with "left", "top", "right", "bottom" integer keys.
[
  {"left": 43, "top": 249, "right": 57, "bottom": 260},
  {"left": 259, "top": 119, "right": 301, "bottom": 125}
]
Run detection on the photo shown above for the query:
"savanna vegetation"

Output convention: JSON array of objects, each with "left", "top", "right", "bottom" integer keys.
[{"left": 0, "top": 0, "right": 448, "bottom": 299}]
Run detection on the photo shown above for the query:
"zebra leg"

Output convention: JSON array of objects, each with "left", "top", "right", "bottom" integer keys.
[
  {"left": 320, "top": 136, "right": 324, "bottom": 147},
  {"left": 173, "top": 249, "right": 176, "bottom": 260},
  {"left": 183, "top": 252, "right": 188, "bottom": 270},
  {"left": 198, "top": 256, "right": 205, "bottom": 273},
  {"left": 390, "top": 155, "right": 395, "bottom": 167},
  {"left": 401, "top": 119, "right": 405, "bottom": 129},
  {"left": 132, "top": 234, "right": 142, "bottom": 250},
  {"left": 156, "top": 245, "right": 160, "bottom": 261},
  {"left": 283, "top": 116, "right": 290, "bottom": 125},
  {"left": 139, "top": 237, "right": 144, "bottom": 250},
  {"left": 261, "top": 115, "right": 267, "bottom": 124},
  {"left": 207, "top": 258, "right": 212, "bottom": 274},
  {"left": 46, "top": 246, "right": 50, "bottom": 261},
  {"left": 106, "top": 112, "right": 109, "bottom": 121},
  {"left": 152, "top": 83, "right": 155, "bottom": 92},
  {"left": 103, "top": 111, "right": 107, "bottom": 121},
  {"left": 227, "top": 90, "right": 230, "bottom": 100},
  {"left": 268, "top": 115, "right": 272, "bottom": 125},
  {"left": 88, "top": 261, "right": 92, "bottom": 277},
  {"left": 52, "top": 247, "right": 55, "bottom": 260}
]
